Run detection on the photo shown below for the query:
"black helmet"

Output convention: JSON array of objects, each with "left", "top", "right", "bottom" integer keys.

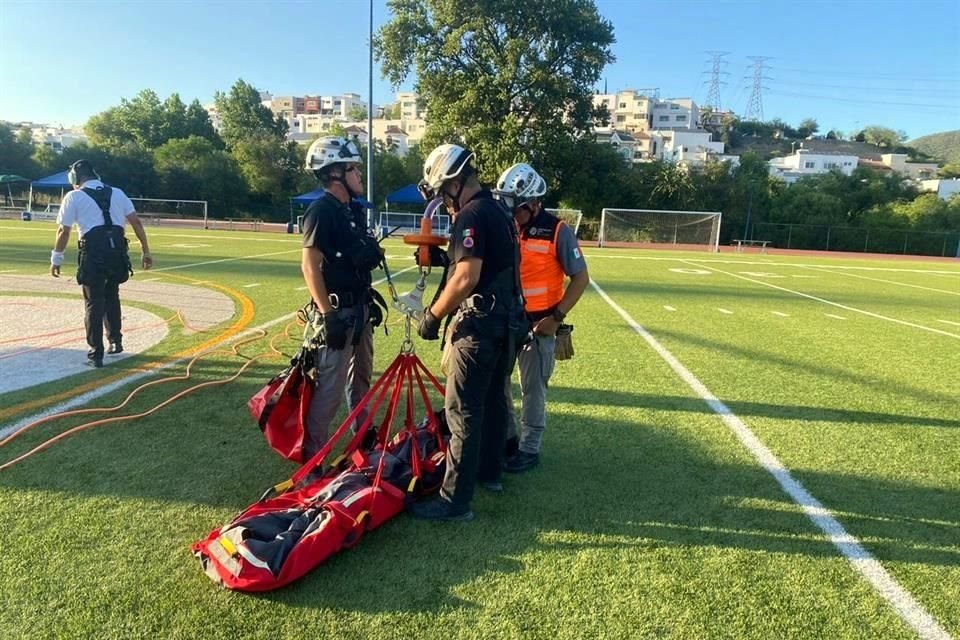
[{"left": 68, "top": 159, "right": 99, "bottom": 186}]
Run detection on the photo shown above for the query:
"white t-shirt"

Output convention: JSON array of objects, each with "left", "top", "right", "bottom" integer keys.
[{"left": 57, "top": 180, "right": 137, "bottom": 237}]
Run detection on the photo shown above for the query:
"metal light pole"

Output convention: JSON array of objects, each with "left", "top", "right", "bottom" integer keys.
[{"left": 366, "top": 0, "right": 375, "bottom": 231}]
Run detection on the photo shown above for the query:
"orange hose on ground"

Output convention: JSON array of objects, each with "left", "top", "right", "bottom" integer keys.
[{"left": 0, "top": 321, "right": 301, "bottom": 471}]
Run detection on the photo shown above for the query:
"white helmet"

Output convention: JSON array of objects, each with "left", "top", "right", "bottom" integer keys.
[
  {"left": 418, "top": 143, "right": 475, "bottom": 200},
  {"left": 305, "top": 136, "right": 362, "bottom": 173},
  {"left": 493, "top": 162, "right": 546, "bottom": 210}
]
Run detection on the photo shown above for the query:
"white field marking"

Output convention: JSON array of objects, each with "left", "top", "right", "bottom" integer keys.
[
  {"left": 717, "top": 308, "right": 734, "bottom": 315},
  {"left": 683, "top": 260, "right": 960, "bottom": 340},
  {"left": 141, "top": 277, "right": 161, "bottom": 282},
  {"left": 579, "top": 251, "right": 960, "bottom": 275},
  {"left": 669, "top": 267, "right": 711, "bottom": 275},
  {"left": 242, "top": 283, "right": 262, "bottom": 288},
  {"left": 663, "top": 305, "right": 676, "bottom": 312},
  {"left": 590, "top": 279, "right": 953, "bottom": 640},
  {"left": 296, "top": 286, "right": 309, "bottom": 291},
  {"left": 826, "top": 314, "right": 847, "bottom": 320},
  {"left": 0, "top": 266, "right": 416, "bottom": 441},
  {"left": 0, "top": 269, "right": 18, "bottom": 273},
  {"left": 772, "top": 311, "right": 790, "bottom": 317},
  {"left": 741, "top": 271, "right": 785, "bottom": 278},
  {"left": 797, "top": 264, "right": 960, "bottom": 297},
  {"left": 165, "top": 243, "right": 211, "bottom": 249},
  {"left": 937, "top": 319, "right": 960, "bottom": 327},
  {"left": 791, "top": 275, "right": 819, "bottom": 278},
  {"left": 150, "top": 249, "right": 300, "bottom": 272}
]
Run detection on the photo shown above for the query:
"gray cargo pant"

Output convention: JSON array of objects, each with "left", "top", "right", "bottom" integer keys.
[
  {"left": 304, "top": 305, "right": 374, "bottom": 460},
  {"left": 506, "top": 333, "right": 557, "bottom": 455}
]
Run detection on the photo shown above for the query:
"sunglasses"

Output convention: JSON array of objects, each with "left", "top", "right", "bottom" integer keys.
[{"left": 345, "top": 165, "right": 361, "bottom": 174}]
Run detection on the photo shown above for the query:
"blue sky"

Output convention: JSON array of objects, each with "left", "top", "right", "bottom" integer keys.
[{"left": 1, "top": 0, "right": 957, "bottom": 139}]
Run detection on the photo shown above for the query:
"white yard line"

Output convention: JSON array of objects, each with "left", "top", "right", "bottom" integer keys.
[
  {"left": 591, "top": 278, "right": 952, "bottom": 640},
  {"left": 580, "top": 251, "right": 960, "bottom": 275},
  {"left": 296, "top": 286, "right": 309, "bottom": 291},
  {"left": 717, "top": 308, "right": 734, "bottom": 315},
  {"left": 825, "top": 314, "right": 847, "bottom": 320},
  {"left": 936, "top": 319, "right": 960, "bottom": 327},
  {"left": 0, "top": 267, "right": 416, "bottom": 441},
  {"left": 141, "top": 277, "right": 161, "bottom": 282},
  {"left": 772, "top": 311, "right": 790, "bottom": 317},
  {"left": 797, "top": 265, "right": 960, "bottom": 296},
  {"left": 683, "top": 260, "right": 960, "bottom": 340},
  {"left": 151, "top": 249, "right": 300, "bottom": 272},
  {"left": 0, "top": 269, "right": 18, "bottom": 273},
  {"left": 242, "top": 283, "right": 262, "bottom": 288},
  {"left": 663, "top": 305, "right": 676, "bottom": 312}
]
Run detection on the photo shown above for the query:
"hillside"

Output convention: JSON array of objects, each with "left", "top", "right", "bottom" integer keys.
[{"left": 908, "top": 130, "right": 960, "bottom": 164}]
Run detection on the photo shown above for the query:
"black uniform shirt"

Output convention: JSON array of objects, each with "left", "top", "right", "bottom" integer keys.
[
  {"left": 301, "top": 192, "right": 372, "bottom": 295},
  {"left": 448, "top": 189, "right": 515, "bottom": 293}
]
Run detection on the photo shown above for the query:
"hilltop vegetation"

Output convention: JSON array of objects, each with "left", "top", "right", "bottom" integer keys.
[{"left": 908, "top": 130, "right": 960, "bottom": 164}]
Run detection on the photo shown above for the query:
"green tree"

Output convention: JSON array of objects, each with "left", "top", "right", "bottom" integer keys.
[
  {"left": 328, "top": 121, "right": 348, "bottom": 138},
  {"left": 381, "top": 103, "right": 402, "bottom": 119},
  {"left": 185, "top": 99, "right": 220, "bottom": 144},
  {"left": 860, "top": 125, "right": 907, "bottom": 148},
  {"left": 347, "top": 104, "right": 368, "bottom": 121},
  {"left": 376, "top": 0, "right": 615, "bottom": 184},
  {"left": 153, "top": 136, "right": 247, "bottom": 214},
  {"left": 0, "top": 124, "right": 37, "bottom": 176},
  {"left": 938, "top": 163, "right": 960, "bottom": 178},
  {"left": 214, "top": 79, "right": 287, "bottom": 149},
  {"left": 797, "top": 117, "right": 819, "bottom": 138}
]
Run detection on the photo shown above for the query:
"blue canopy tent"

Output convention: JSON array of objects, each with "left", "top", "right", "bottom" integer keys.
[
  {"left": 384, "top": 184, "right": 425, "bottom": 209},
  {"left": 288, "top": 190, "right": 374, "bottom": 232},
  {"left": 28, "top": 170, "right": 74, "bottom": 213}
]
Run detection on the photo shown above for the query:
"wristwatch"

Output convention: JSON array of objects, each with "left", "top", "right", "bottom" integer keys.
[{"left": 551, "top": 307, "right": 566, "bottom": 322}]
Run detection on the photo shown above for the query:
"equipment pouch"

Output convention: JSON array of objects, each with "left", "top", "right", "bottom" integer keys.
[
  {"left": 555, "top": 323, "right": 574, "bottom": 360},
  {"left": 351, "top": 234, "right": 383, "bottom": 272}
]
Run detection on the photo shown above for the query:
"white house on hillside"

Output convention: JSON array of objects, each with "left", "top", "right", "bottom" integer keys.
[
  {"left": 768, "top": 149, "right": 859, "bottom": 184},
  {"left": 881, "top": 154, "right": 939, "bottom": 181},
  {"left": 920, "top": 178, "right": 960, "bottom": 200}
]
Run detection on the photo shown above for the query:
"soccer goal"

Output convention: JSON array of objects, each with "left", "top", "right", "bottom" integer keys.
[
  {"left": 130, "top": 198, "right": 208, "bottom": 227},
  {"left": 598, "top": 208, "right": 722, "bottom": 251},
  {"left": 546, "top": 208, "right": 583, "bottom": 236}
]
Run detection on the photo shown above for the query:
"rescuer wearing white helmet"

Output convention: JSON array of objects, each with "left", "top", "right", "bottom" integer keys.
[
  {"left": 300, "top": 136, "right": 384, "bottom": 458},
  {"left": 493, "top": 162, "right": 589, "bottom": 473},
  {"left": 410, "top": 143, "right": 527, "bottom": 522}
]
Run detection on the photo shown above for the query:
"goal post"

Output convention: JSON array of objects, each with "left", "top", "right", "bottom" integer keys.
[
  {"left": 129, "top": 198, "right": 208, "bottom": 227},
  {"left": 599, "top": 208, "right": 722, "bottom": 252},
  {"left": 546, "top": 208, "right": 583, "bottom": 236}
]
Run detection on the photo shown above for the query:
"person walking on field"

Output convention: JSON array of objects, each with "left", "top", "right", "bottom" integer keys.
[
  {"left": 493, "top": 163, "right": 589, "bottom": 473},
  {"left": 300, "top": 136, "right": 384, "bottom": 459},
  {"left": 412, "top": 143, "right": 526, "bottom": 522},
  {"left": 50, "top": 159, "right": 153, "bottom": 368}
]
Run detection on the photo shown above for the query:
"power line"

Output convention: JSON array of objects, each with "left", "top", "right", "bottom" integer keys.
[
  {"left": 774, "top": 67, "right": 957, "bottom": 82},
  {"left": 772, "top": 79, "right": 960, "bottom": 96},
  {"left": 744, "top": 56, "right": 772, "bottom": 121},
  {"left": 767, "top": 90, "right": 959, "bottom": 110},
  {"left": 702, "top": 51, "right": 730, "bottom": 110}
]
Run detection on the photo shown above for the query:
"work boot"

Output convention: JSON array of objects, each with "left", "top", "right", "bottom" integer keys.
[
  {"left": 86, "top": 355, "right": 104, "bottom": 368},
  {"left": 409, "top": 496, "right": 474, "bottom": 522},
  {"left": 107, "top": 341, "right": 123, "bottom": 355},
  {"left": 503, "top": 451, "right": 539, "bottom": 473},
  {"left": 503, "top": 436, "right": 519, "bottom": 458}
]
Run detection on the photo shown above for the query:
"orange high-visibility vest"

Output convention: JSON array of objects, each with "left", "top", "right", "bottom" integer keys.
[{"left": 519, "top": 210, "right": 566, "bottom": 313}]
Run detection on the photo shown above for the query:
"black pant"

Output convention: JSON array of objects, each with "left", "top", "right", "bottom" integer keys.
[
  {"left": 441, "top": 317, "right": 516, "bottom": 509},
  {"left": 82, "top": 278, "right": 122, "bottom": 358}
]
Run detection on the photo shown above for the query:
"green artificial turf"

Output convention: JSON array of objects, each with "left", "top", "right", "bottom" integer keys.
[{"left": 1, "top": 223, "right": 957, "bottom": 639}]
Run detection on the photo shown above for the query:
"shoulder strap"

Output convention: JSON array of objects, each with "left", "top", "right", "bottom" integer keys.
[{"left": 81, "top": 186, "right": 114, "bottom": 228}]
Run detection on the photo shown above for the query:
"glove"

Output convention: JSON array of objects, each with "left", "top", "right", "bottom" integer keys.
[
  {"left": 413, "top": 246, "right": 450, "bottom": 268},
  {"left": 319, "top": 310, "right": 350, "bottom": 350},
  {"left": 555, "top": 323, "right": 575, "bottom": 360},
  {"left": 418, "top": 308, "right": 441, "bottom": 340}
]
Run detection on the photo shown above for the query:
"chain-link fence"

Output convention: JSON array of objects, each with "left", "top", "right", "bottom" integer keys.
[{"left": 751, "top": 223, "right": 960, "bottom": 257}]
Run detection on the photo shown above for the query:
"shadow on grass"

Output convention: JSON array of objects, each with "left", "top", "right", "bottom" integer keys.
[{"left": 1, "top": 358, "right": 957, "bottom": 615}]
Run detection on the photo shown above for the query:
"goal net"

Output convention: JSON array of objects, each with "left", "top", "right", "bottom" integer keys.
[
  {"left": 599, "top": 208, "right": 722, "bottom": 251},
  {"left": 546, "top": 208, "right": 583, "bottom": 236},
  {"left": 130, "top": 198, "right": 208, "bottom": 224}
]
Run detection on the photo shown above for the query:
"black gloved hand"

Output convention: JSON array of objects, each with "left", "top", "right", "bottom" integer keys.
[
  {"left": 320, "top": 310, "right": 350, "bottom": 350},
  {"left": 413, "top": 246, "right": 450, "bottom": 269},
  {"left": 418, "top": 308, "right": 441, "bottom": 340}
]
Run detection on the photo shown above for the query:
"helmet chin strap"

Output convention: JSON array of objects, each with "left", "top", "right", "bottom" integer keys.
[{"left": 442, "top": 178, "right": 466, "bottom": 212}]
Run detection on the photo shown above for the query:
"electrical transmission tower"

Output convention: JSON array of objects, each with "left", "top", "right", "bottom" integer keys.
[
  {"left": 744, "top": 56, "right": 772, "bottom": 121},
  {"left": 702, "top": 51, "right": 730, "bottom": 110}
]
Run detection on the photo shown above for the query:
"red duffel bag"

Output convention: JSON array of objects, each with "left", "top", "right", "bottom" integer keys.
[{"left": 248, "top": 352, "right": 314, "bottom": 463}]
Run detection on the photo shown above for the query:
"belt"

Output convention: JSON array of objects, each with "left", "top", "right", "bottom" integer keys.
[
  {"left": 459, "top": 293, "right": 496, "bottom": 314},
  {"left": 328, "top": 290, "right": 367, "bottom": 309}
]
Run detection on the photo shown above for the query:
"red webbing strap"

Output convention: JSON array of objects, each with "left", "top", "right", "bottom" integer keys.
[
  {"left": 291, "top": 355, "right": 403, "bottom": 485},
  {"left": 404, "top": 365, "right": 422, "bottom": 485},
  {"left": 367, "top": 356, "right": 411, "bottom": 517},
  {"left": 412, "top": 355, "right": 447, "bottom": 453}
]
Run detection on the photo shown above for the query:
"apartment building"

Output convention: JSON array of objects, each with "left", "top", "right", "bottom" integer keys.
[
  {"left": 880, "top": 153, "right": 939, "bottom": 181},
  {"left": 592, "top": 90, "right": 654, "bottom": 133},
  {"left": 768, "top": 149, "right": 859, "bottom": 184}
]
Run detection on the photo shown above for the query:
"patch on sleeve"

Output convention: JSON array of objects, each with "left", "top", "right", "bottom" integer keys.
[
  {"left": 463, "top": 236, "right": 475, "bottom": 248},
  {"left": 573, "top": 247, "right": 581, "bottom": 259},
  {"left": 462, "top": 228, "right": 474, "bottom": 238}
]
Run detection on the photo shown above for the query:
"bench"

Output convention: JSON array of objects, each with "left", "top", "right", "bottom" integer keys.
[{"left": 733, "top": 239, "right": 771, "bottom": 254}]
